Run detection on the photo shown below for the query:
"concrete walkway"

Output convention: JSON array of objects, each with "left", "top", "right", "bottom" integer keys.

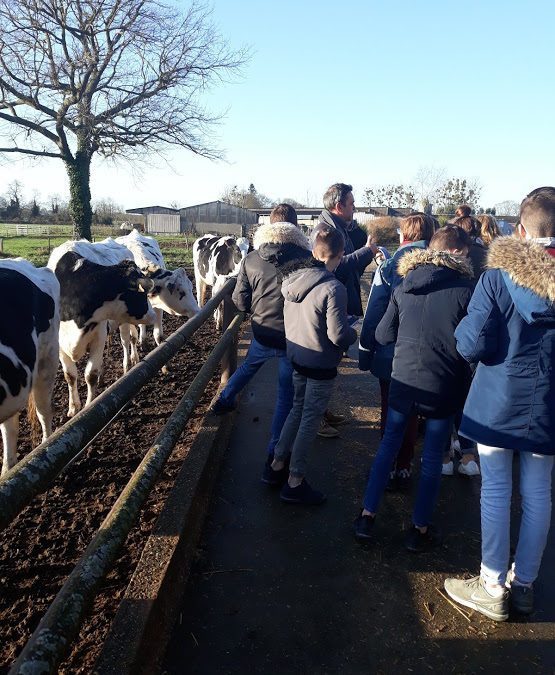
[{"left": 163, "top": 334, "right": 555, "bottom": 674}]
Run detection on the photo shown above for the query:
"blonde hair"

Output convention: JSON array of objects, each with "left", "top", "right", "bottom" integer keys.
[{"left": 477, "top": 214, "right": 501, "bottom": 246}]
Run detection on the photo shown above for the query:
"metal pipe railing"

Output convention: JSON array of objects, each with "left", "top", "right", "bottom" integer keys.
[
  {"left": 9, "top": 312, "right": 244, "bottom": 675},
  {"left": 0, "top": 279, "right": 237, "bottom": 532}
]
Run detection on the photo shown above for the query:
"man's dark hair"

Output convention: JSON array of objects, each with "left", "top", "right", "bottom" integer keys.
[
  {"left": 270, "top": 203, "right": 298, "bottom": 225},
  {"left": 455, "top": 204, "right": 472, "bottom": 218},
  {"left": 430, "top": 225, "right": 471, "bottom": 252},
  {"left": 520, "top": 187, "right": 555, "bottom": 237},
  {"left": 454, "top": 215, "right": 480, "bottom": 238},
  {"left": 323, "top": 183, "right": 353, "bottom": 211},
  {"left": 312, "top": 224, "right": 345, "bottom": 258}
]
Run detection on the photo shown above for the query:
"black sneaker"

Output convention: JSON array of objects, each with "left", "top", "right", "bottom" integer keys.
[
  {"left": 280, "top": 479, "right": 326, "bottom": 505},
  {"left": 261, "top": 457, "right": 288, "bottom": 487},
  {"left": 396, "top": 469, "right": 412, "bottom": 492},
  {"left": 354, "top": 511, "right": 375, "bottom": 540},
  {"left": 210, "top": 398, "right": 236, "bottom": 415},
  {"left": 404, "top": 524, "right": 442, "bottom": 553}
]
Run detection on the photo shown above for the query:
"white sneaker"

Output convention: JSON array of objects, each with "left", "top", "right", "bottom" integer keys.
[
  {"left": 442, "top": 461, "right": 454, "bottom": 476},
  {"left": 458, "top": 460, "right": 480, "bottom": 476}
]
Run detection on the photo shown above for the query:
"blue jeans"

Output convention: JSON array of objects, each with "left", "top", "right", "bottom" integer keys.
[
  {"left": 363, "top": 407, "right": 453, "bottom": 527},
  {"left": 273, "top": 372, "right": 335, "bottom": 477},
  {"left": 218, "top": 337, "right": 294, "bottom": 454},
  {"left": 479, "top": 444, "right": 554, "bottom": 586}
]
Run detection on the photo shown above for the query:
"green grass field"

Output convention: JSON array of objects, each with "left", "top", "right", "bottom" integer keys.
[{"left": 0, "top": 230, "right": 195, "bottom": 268}]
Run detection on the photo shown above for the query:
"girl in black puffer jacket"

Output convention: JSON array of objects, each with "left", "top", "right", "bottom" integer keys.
[{"left": 354, "top": 226, "right": 474, "bottom": 551}]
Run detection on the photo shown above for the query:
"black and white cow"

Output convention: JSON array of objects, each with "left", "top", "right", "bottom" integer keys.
[
  {"left": 0, "top": 259, "right": 60, "bottom": 476},
  {"left": 193, "top": 235, "right": 250, "bottom": 328},
  {"left": 48, "top": 240, "right": 156, "bottom": 417},
  {"left": 115, "top": 230, "right": 200, "bottom": 370}
]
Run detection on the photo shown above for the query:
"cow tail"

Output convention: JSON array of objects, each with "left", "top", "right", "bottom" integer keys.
[{"left": 27, "top": 391, "right": 41, "bottom": 448}]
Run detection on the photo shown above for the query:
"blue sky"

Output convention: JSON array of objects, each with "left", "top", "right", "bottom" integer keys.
[{"left": 0, "top": 0, "right": 553, "bottom": 210}]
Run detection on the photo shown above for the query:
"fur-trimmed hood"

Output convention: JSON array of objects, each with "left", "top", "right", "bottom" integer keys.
[
  {"left": 397, "top": 248, "right": 474, "bottom": 279},
  {"left": 253, "top": 222, "right": 310, "bottom": 251},
  {"left": 487, "top": 236, "right": 555, "bottom": 302}
]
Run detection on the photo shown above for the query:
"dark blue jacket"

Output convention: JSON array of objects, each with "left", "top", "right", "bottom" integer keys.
[
  {"left": 359, "top": 240, "right": 427, "bottom": 380},
  {"left": 456, "top": 237, "right": 555, "bottom": 454},
  {"left": 376, "top": 249, "right": 474, "bottom": 418}
]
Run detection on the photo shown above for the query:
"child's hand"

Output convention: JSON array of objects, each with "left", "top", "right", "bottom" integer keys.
[{"left": 366, "top": 234, "right": 379, "bottom": 256}]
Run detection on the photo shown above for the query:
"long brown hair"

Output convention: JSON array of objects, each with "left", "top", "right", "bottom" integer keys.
[{"left": 477, "top": 214, "right": 501, "bottom": 246}]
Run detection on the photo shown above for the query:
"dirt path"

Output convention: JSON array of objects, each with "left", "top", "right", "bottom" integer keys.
[{"left": 162, "top": 326, "right": 555, "bottom": 673}]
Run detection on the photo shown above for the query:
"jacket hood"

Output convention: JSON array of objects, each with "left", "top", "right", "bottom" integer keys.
[
  {"left": 253, "top": 222, "right": 310, "bottom": 251},
  {"left": 397, "top": 248, "right": 474, "bottom": 278},
  {"left": 487, "top": 237, "right": 555, "bottom": 324},
  {"left": 281, "top": 258, "right": 331, "bottom": 303},
  {"left": 397, "top": 249, "right": 473, "bottom": 294}
]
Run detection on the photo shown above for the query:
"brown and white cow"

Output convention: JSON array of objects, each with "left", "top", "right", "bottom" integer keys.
[
  {"left": 0, "top": 259, "right": 60, "bottom": 476},
  {"left": 192, "top": 235, "right": 250, "bottom": 328}
]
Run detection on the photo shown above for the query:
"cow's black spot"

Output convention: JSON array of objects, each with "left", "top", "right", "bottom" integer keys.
[
  {"left": 0, "top": 269, "right": 55, "bottom": 397},
  {"left": 0, "top": 353, "right": 28, "bottom": 396},
  {"left": 83, "top": 322, "right": 98, "bottom": 334},
  {"left": 55, "top": 253, "right": 150, "bottom": 327},
  {"left": 149, "top": 269, "right": 171, "bottom": 280}
]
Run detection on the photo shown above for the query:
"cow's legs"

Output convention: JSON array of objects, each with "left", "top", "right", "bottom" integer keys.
[
  {"left": 138, "top": 324, "right": 148, "bottom": 348},
  {"left": 153, "top": 308, "right": 164, "bottom": 346},
  {"left": 60, "top": 349, "right": 81, "bottom": 418},
  {"left": 32, "top": 355, "right": 58, "bottom": 442},
  {"left": 120, "top": 324, "right": 134, "bottom": 373},
  {"left": 85, "top": 322, "right": 108, "bottom": 406},
  {"left": 195, "top": 274, "right": 207, "bottom": 307},
  {"left": 1, "top": 413, "right": 20, "bottom": 476}
]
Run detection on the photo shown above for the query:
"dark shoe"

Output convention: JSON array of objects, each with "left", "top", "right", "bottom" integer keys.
[
  {"left": 317, "top": 419, "right": 340, "bottom": 438},
  {"left": 261, "top": 456, "right": 288, "bottom": 487},
  {"left": 210, "top": 398, "right": 236, "bottom": 415},
  {"left": 280, "top": 479, "right": 326, "bottom": 505},
  {"left": 396, "top": 469, "right": 412, "bottom": 492},
  {"left": 508, "top": 582, "right": 534, "bottom": 615},
  {"left": 444, "top": 576, "right": 509, "bottom": 622},
  {"left": 404, "top": 524, "right": 442, "bottom": 553},
  {"left": 385, "top": 471, "right": 398, "bottom": 492},
  {"left": 324, "top": 409, "right": 349, "bottom": 426},
  {"left": 354, "top": 511, "right": 375, "bottom": 540}
]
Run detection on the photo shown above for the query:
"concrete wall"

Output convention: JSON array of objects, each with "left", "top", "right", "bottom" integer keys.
[{"left": 192, "top": 222, "right": 244, "bottom": 237}]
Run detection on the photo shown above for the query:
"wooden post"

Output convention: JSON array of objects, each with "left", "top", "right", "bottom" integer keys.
[
  {"left": 220, "top": 294, "right": 238, "bottom": 385},
  {"left": 0, "top": 238, "right": 3, "bottom": 253}
]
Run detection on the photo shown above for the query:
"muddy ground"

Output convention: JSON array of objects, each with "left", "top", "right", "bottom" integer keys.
[{"left": 0, "top": 315, "right": 221, "bottom": 674}]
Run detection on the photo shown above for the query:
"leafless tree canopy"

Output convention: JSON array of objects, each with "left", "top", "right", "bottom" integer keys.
[{"left": 0, "top": 0, "right": 247, "bottom": 162}]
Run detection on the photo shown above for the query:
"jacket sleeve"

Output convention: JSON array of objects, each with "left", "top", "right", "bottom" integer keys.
[
  {"left": 375, "top": 291, "right": 399, "bottom": 346},
  {"left": 231, "top": 258, "right": 252, "bottom": 313},
  {"left": 326, "top": 284, "right": 358, "bottom": 350},
  {"left": 358, "top": 266, "right": 390, "bottom": 370},
  {"left": 335, "top": 246, "right": 374, "bottom": 281},
  {"left": 455, "top": 271, "right": 500, "bottom": 363}
]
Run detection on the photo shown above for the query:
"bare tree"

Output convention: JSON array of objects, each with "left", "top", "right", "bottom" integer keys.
[
  {"left": 494, "top": 200, "right": 520, "bottom": 216},
  {"left": 413, "top": 165, "right": 447, "bottom": 212},
  {"left": 0, "top": 0, "right": 247, "bottom": 238}
]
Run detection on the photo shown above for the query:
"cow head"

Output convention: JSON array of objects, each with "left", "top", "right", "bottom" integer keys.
[
  {"left": 117, "top": 260, "right": 157, "bottom": 326},
  {"left": 148, "top": 267, "right": 200, "bottom": 318}
]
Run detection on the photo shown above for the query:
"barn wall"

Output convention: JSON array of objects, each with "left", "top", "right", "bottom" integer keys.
[
  {"left": 192, "top": 222, "right": 243, "bottom": 237},
  {"left": 146, "top": 213, "right": 181, "bottom": 234}
]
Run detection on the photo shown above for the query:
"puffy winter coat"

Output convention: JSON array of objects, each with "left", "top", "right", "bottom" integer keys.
[
  {"left": 376, "top": 249, "right": 474, "bottom": 418},
  {"left": 456, "top": 237, "right": 555, "bottom": 454},
  {"left": 359, "top": 240, "right": 427, "bottom": 379},
  {"left": 232, "top": 222, "right": 311, "bottom": 350},
  {"left": 281, "top": 258, "right": 357, "bottom": 379}
]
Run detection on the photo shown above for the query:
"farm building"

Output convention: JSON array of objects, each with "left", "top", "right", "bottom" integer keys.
[
  {"left": 252, "top": 206, "right": 418, "bottom": 230},
  {"left": 126, "top": 201, "right": 258, "bottom": 236}
]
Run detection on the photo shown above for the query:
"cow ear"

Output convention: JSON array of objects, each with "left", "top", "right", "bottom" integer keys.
[{"left": 138, "top": 277, "right": 155, "bottom": 293}]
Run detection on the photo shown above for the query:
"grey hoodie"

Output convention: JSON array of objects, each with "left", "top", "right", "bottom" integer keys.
[{"left": 281, "top": 259, "right": 357, "bottom": 379}]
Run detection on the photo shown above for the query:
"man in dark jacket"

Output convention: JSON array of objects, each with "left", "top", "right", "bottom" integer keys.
[
  {"left": 354, "top": 226, "right": 474, "bottom": 551},
  {"left": 445, "top": 187, "right": 555, "bottom": 622},
  {"left": 313, "top": 183, "right": 377, "bottom": 317},
  {"left": 210, "top": 204, "right": 311, "bottom": 461}
]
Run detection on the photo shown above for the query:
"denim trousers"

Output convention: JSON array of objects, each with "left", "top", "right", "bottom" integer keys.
[
  {"left": 273, "top": 372, "right": 335, "bottom": 477},
  {"left": 218, "top": 337, "right": 294, "bottom": 454},
  {"left": 379, "top": 379, "right": 418, "bottom": 472},
  {"left": 478, "top": 444, "right": 554, "bottom": 586},
  {"left": 363, "top": 406, "right": 453, "bottom": 527}
]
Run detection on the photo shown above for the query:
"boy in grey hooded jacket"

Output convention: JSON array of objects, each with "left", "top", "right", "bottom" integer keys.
[{"left": 269, "top": 225, "right": 357, "bottom": 505}]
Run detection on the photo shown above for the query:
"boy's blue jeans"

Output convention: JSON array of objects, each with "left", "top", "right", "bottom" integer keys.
[
  {"left": 273, "top": 372, "right": 335, "bottom": 477},
  {"left": 478, "top": 444, "right": 554, "bottom": 586},
  {"left": 363, "top": 407, "right": 453, "bottom": 527},
  {"left": 218, "top": 336, "right": 294, "bottom": 455}
]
